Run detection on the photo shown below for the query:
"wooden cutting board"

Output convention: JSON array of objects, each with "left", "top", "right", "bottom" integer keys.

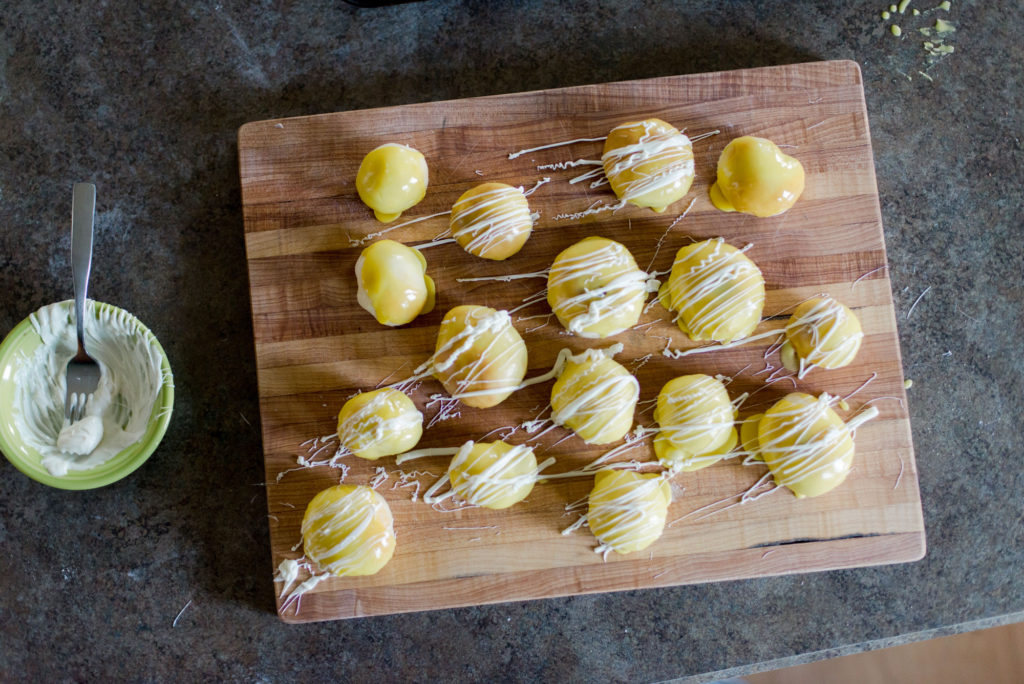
[{"left": 239, "top": 60, "right": 925, "bottom": 624}]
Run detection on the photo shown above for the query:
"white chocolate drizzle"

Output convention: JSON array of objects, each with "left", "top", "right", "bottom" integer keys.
[
  {"left": 601, "top": 120, "right": 694, "bottom": 202},
  {"left": 508, "top": 137, "right": 607, "bottom": 160}
]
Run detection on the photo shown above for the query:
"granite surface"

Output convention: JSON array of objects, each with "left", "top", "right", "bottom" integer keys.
[{"left": 1, "top": 1, "right": 1021, "bottom": 681}]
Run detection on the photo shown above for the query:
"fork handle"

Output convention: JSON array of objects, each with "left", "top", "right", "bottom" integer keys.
[{"left": 71, "top": 183, "right": 96, "bottom": 358}]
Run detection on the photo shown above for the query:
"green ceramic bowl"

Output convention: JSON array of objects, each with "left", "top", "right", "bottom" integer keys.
[{"left": 0, "top": 301, "right": 174, "bottom": 490}]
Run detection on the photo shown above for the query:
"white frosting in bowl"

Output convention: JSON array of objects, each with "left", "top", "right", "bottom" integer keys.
[{"left": 13, "top": 301, "right": 168, "bottom": 477}]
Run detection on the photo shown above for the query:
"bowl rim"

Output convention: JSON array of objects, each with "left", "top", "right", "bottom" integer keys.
[{"left": 0, "top": 300, "right": 174, "bottom": 490}]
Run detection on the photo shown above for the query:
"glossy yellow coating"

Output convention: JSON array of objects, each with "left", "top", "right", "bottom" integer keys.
[
  {"left": 336, "top": 388, "right": 422, "bottom": 461},
  {"left": 659, "top": 238, "right": 765, "bottom": 343},
  {"left": 587, "top": 469, "right": 672, "bottom": 554},
  {"left": 301, "top": 485, "right": 396, "bottom": 577},
  {"left": 602, "top": 119, "right": 695, "bottom": 213},
  {"left": 710, "top": 136, "right": 805, "bottom": 217},
  {"left": 757, "top": 393, "right": 855, "bottom": 499},
  {"left": 450, "top": 183, "right": 533, "bottom": 260},
  {"left": 654, "top": 374, "right": 738, "bottom": 471},
  {"left": 547, "top": 236, "right": 649, "bottom": 338},
  {"left": 740, "top": 412, "right": 764, "bottom": 461},
  {"left": 448, "top": 441, "right": 538, "bottom": 509},
  {"left": 356, "top": 239, "right": 436, "bottom": 326},
  {"left": 356, "top": 143, "right": 428, "bottom": 223},
  {"left": 550, "top": 348, "right": 639, "bottom": 444},
  {"left": 432, "top": 305, "right": 528, "bottom": 409},
  {"left": 783, "top": 296, "right": 863, "bottom": 373}
]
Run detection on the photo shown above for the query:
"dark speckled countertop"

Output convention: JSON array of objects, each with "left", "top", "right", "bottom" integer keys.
[{"left": 1, "top": 1, "right": 1021, "bottom": 681}]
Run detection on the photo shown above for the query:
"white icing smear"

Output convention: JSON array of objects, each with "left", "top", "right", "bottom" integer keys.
[{"left": 13, "top": 301, "right": 168, "bottom": 477}]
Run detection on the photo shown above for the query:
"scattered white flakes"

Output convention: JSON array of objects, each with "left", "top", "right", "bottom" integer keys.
[
  {"left": 906, "top": 285, "right": 932, "bottom": 319},
  {"left": 274, "top": 123, "right": 284, "bottom": 129},
  {"left": 267, "top": 514, "right": 279, "bottom": 522},
  {"left": 918, "top": 70, "right": 934, "bottom": 82},
  {"left": 895, "top": 453, "right": 906, "bottom": 489},
  {"left": 942, "top": 350, "right": 953, "bottom": 357},
  {"left": 761, "top": 549, "right": 778, "bottom": 559},
  {"left": 652, "top": 570, "right": 669, "bottom": 579},
  {"left": 806, "top": 120, "right": 827, "bottom": 130},
  {"left": 474, "top": 169, "right": 483, "bottom": 176},
  {"left": 239, "top": 412, "right": 252, "bottom": 427},
  {"left": 173, "top": 598, "right": 194, "bottom": 627},
  {"left": 508, "top": 136, "right": 607, "bottom": 160},
  {"left": 281, "top": 502, "right": 295, "bottom": 509},
  {"left": 852, "top": 264, "right": 887, "bottom": 288}
]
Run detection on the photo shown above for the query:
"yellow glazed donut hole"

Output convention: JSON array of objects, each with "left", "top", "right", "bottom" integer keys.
[
  {"left": 587, "top": 469, "right": 672, "bottom": 554},
  {"left": 336, "top": 388, "right": 423, "bottom": 461},
  {"left": 355, "top": 239, "right": 436, "bottom": 327},
  {"left": 449, "top": 183, "right": 533, "bottom": 260},
  {"left": 782, "top": 296, "right": 864, "bottom": 375},
  {"left": 356, "top": 143, "right": 429, "bottom": 223},
  {"left": 301, "top": 485, "right": 396, "bottom": 577},
  {"left": 653, "top": 374, "right": 738, "bottom": 472},
  {"left": 659, "top": 237, "right": 765, "bottom": 343},
  {"left": 448, "top": 441, "right": 539, "bottom": 509},
  {"left": 710, "top": 136, "right": 805, "bottom": 217},
  {"left": 755, "top": 393, "right": 855, "bottom": 499},
  {"left": 601, "top": 119, "right": 695, "bottom": 213},
  {"left": 547, "top": 236, "right": 650, "bottom": 339},
  {"left": 431, "top": 305, "right": 528, "bottom": 409},
  {"left": 550, "top": 347, "right": 639, "bottom": 445}
]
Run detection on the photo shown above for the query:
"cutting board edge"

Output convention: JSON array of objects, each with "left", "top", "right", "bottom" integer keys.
[{"left": 274, "top": 529, "right": 926, "bottom": 624}]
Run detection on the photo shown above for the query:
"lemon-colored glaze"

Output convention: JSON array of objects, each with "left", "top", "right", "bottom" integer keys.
[
  {"left": 783, "top": 296, "right": 864, "bottom": 376},
  {"left": 301, "top": 485, "right": 396, "bottom": 577},
  {"left": 355, "top": 239, "right": 436, "bottom": 326},
  {"left": 659, "top": 238, "right": 765, "bottom": 343},
  {"left": 587, "top": 469, "right": 672, "bottom": 554},
  {"left": 450, "top": 183, "right": 533, "bottom": 260},
  {"left": 431, "top": 305, "right": 528, "bottom": 409},
  {"left": 740, "top": 412, "right": 764, "bottom": 461},
  {"left": 710, "top": 136, "right": 805, "bottom": 217},
  {"left": 602, "top": 119, "right": 695, "bottom": 213},
  {"left": 756, "top": 393, "right": 855, "bottom": 499},
  {"left": 336, "top": 388, "right": 422, "bottom": 461},
  {"left": 356, "top": 143, "right": 429, "bottom": 223},
  {"left": 654, "top": 374, "right": 738, "bottom": 471},
  {"left": 448, "top": 440, "right": 539, "bottom": 509},
  {"left": 547, "top": 236, "right": 651, "bottom": 338},
  {"left": 550, "top": 347, "right": 639, "bottom": 444}
]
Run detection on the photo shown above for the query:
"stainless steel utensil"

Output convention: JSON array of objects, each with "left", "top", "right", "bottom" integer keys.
[{"left": 64, "top": 182, "right": 101, "bottom": 422}]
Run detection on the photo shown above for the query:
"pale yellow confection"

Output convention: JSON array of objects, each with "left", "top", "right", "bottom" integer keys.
[
  {"left": 356, "top": 143, "right": 428, "bottom": 223},
  {"left": 448, "top": 440, "right": 539, "bottom": 509},
  {"left": 336, "top": 388, "right": 422, "bottom": 461},
  {"left": 450, "top": 183, "right": 533, "bottom": 260},
  {"left": 587, "top": 469, "right": 672, "bottom": 554},
  {"left": 550, "top": 347, "right": 639, "bottom": 444},
  {"left": 659, "top": 238, "right": 765, "bottom": 343},
  {"left": 547, "top": 236, "right": 651, "bottom": 338},
  {"left": 431, "top": 305, "right": 528, "bottom": 409},
  {"left": 739, "top": 412, "right": 764, "bottom": 461},
  {"left": 301, "top": 485, "right": 396, "bottom": 577},
  {"left": 355, "top": 239, "right": 436, "bottom": 327},
  {"left": 753, "top": 393, "right": 855, "bottom": 499},
  {"left": 781, "top": 296, "right": 864, "bottom": 376},
  {"left": 654, "top": 374, "right": 738, "bottom": 472},
  {"left": 710, "top": 136, "right": 805, "bottom": 217},
  {"left": 602, "top": 118, "right": 695, "bottom": 213}
]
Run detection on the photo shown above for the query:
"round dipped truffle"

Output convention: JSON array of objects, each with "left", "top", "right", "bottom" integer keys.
[{"left": 301, "top": 484, "right": 396, "bottom": 577}]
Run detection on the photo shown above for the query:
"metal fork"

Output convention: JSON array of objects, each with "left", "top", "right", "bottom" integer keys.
[{"left": 64, "top": 182, "right": 102, "bottom": 422}]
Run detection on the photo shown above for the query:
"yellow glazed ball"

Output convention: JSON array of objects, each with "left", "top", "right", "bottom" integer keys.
[
  {"left": 587, "top": 469, "right": 672, "bottom": 554},
  {"left": 336, "top": 388, "right": 423, "bottom": 461},
  {"left": 659, "top": 237, "right": 765, "bottom": 343},
  {"left": 356, "top": 143, "right": 429, "bottom": 223},
  {"left": 654, "top": 374, "right": 738, "bottom": 472},
  {"left": 301, "top": 485, "right": 396, "bottom": 577},
  {"left": 550, "top": 348, "right": 639, "bottom": 445},
  {"left": 602, "top": 118, "right": 695, "bottom": 213},
  {"left": 355, "top": 239, "right": 436, "bottom": 326},
  {"left": 448, "top": 440, "right": 539, "bottom": 509},
  {"left": 449, "top": 183, "right": 534, "bottom": 260},
  {"left": 782, "top": 296, "right": 863, "bottom": 375},
  {"left": 754, "top": 393, "right": 855, "bottom": 499},
  {"left": 431, "top": 305, "right": 528, "bottom": 409},
  {"left": 710, "top": 136, "right": 805, "bottom": 217},
  {"left": 547, "top": 236, "right": 650, "bottom": 338}
]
